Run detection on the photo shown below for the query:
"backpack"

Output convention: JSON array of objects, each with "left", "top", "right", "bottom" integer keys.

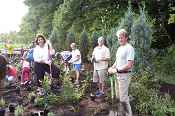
[{"left": 26, "top": 49, "right": 34, "bottom": 63}]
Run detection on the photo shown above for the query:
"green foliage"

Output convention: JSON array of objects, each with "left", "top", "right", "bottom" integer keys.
[
  {"left": 168, "top": 7, "right": 175, "bottom": 24},
  {"left": 0, "top": 97, "right": 5, "bottom": 108},
  {"left": 80, "top": 29, "right": 89, "bottom": 63},
  {"left": 14, "top": 105, "right": 24, "bottom": 116},
  {"left": 118, "top": 3, "right": 134, "bottom": 36},
  {"left": 156, "top": 45, "right": 175, "bottom": 75},
  {"left": 106, "top": 28, "right": 118, "bottom": 64},
  {"left": 34, "top": 97, "right": 45, "bottom": 107},
  {"left": 107, "top": 4, "right": 133, "bottom": 63},
  {"left": 60, "top": 73, "right": 89, "bottom": 104},
  {"left": 48, "top": 112, "right": 54, "bottom": 116},
  {"left": 153, "top": 45, "right": 175, "bottom": 84},
  {"left": 34, "top": 94, "right": 64, "bottom": 108},
  {"left": 66, "top": 32, "right": 75, "bottom": 49},
  {"left": 42, "top": 76, "right": 50, "bottom": 92},
  {"left": 130, "top": 5, "right": 153, "bottom": 74},
  {"left": 130, "top": 72, "right": 175, "bottom": 115},
  {"left": 49, "top": 28, "right": 65, "bottom": 51},
  {"left": 91, "top": 31, "right": 100, "bottom": 49},
  {"left": 28, "top": 92, "right": 36, "bottom": 101}
]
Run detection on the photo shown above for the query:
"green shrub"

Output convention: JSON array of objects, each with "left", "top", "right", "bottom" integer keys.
[
  {"left": 130, "top": 72, "right": 175, "bottom": 115},
  {"left": 14, "top": 105, "right": 24, "bottom": 116}
]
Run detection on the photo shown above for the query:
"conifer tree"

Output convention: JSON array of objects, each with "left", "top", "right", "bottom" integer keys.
[
  {"left": 80, "top": 29, "right": 89, "bottom": 63},
  {"left": 130, "top": 5, "right": 152, "bottom": 74},
  {"left": 92, "top": 32, "right": 99, "bottom": 49},
  {"left": 66, "top": 32, "right": 75, "bottom": 50},
  {"left": 118, "top": 4, "right": 134, "bottom": 36},
  {"left": 106, "top": 4, "right": 133, "bottom": 63},
  {"left": 106, "top": 28, "right": 118, "bottom": 63}
]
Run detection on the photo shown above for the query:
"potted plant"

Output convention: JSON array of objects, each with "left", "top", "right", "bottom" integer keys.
[
  {"left": 0, "top": 97, "right": 6, "bottom": 116},
  {"left": 28, "top": 92, "right": 36, "bottom": 104},
  {"left": 0, "top": 98, "right": 5, "bottom": 116},
  {"left": 48, "top": 112, "right": 54, "bottom": 116},
  {"left": 14, "top": 105, "right": 24, "bottom": 116},
  {"left": 8, "top": 103, "right": 16, "bottom": 113}
]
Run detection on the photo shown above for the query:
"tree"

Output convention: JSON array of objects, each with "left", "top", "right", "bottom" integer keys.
[
  {"left": 130, "top": 5, "right": 152, "bottom": 74},
  {"left": 66, "top": 32, "right": 75, "bottom": 50},
  {"left": 80, "top": 29, "right": 89, "bottom": 63},
  {"left": 91, "top": 31, "right": 100, "bottom": 49},
  {"left": 106, "top": 4, "right": 133, "bottom": 63}
]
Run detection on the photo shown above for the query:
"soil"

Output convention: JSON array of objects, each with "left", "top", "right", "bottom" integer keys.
[{"left": 1, "top": 62, "right": 174, "bottom": 116}]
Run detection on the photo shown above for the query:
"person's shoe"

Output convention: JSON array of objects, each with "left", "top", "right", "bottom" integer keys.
[
  {"left": 96, "top": 91, "right": 104, "bottom": 97},
  {"left": 95, "top": 90, "right": 100, "bottom": 95},
  {"left": 74, "top": 80, "right": 79, "bottom": 85}
]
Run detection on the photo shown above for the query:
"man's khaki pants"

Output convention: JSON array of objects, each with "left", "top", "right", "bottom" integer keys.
[{"left": 115, "top": 73, "right": 132, "bottom": 116}]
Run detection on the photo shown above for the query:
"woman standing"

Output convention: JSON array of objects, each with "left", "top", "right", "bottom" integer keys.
[{"left": 33, "top": 34, "right": 59, "bottom": 85}]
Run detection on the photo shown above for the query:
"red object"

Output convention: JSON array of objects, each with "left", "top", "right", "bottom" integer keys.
[
  {"left": 6, "top": 65, "right": 17, "bottom": 77},
  {"left": 21, "top": 67, "right": 30, "bottom": 83}
]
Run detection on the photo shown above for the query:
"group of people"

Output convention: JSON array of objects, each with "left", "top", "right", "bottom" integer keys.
[
  {"left": 0, "top": 28, "right": 134, "bottom": 116},
  {"left": 59, "top": 29, "right": 135, "bottom": 115},
  {"left": 91, "top": 29, "right": 134, "bottom": 116}
]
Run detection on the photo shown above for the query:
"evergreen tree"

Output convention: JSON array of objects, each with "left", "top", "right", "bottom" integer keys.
[
  {"left": 130, "top": 5, "right": 152, "bottom": 74},
  {"left": 49, "top": 28, "right": 66, "bottom": 51},
  {"left": 107, "top": 4, "right": 133, "bottom": 63},
  {"left": 80, "top": 29, "right": 89, "bottom": 63},
  {"left": 91, "top": 32, "right": 99, "bottom": 49},
  {"left": 106, "top": 28, "right": 118, "bottom": 63},
  {"left": 118, "top": 3, "right": 134, "bottom": 36},
  {"left": 66, "top": 32, "right": 75, "bottom": 50}
]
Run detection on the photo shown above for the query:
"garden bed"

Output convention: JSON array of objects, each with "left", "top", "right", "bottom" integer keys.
[{"left": 160, "top": 83, "right": 175, "bottom": 99}]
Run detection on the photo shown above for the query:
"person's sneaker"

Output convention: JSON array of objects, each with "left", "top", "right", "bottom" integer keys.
[
  {"left": 95, "top": 90, "right": 100, "bottom": 95},
  {"left": 74, "top": 80, "right": 79, "bottom": 85},
  {"left": 96, "top": 91, "right": 104, "bottom": 97}
]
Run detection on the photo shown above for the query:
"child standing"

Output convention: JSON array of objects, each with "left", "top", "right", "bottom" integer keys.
[
  {"left": 21, "top": 59, "right": 30, "bottom": 85},
  {"left": 59, "top": 51, "right": 72, "bottom": 73}
]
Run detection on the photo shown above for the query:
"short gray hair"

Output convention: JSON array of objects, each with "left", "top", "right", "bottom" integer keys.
[{"left": 116, "top": 29, "right": 127, "bottom": 38}]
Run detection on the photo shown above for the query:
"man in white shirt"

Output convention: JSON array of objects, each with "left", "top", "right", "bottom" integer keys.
[
  {"left": 70, "top": 43, "right": 81, "bottom": 85},
  {"left": 108, "top": 29, "right": 134, "bottom": 116},
  {"left": 92, "top": 36, "right": 110, "bottom": 97}
]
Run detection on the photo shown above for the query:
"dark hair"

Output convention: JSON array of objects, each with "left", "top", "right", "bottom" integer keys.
[{"left": 35, "top": 35, "right": 46, "bottom": 45}]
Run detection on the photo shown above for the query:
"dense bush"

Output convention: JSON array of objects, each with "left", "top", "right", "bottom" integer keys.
[{"left": 130, "top": 72, "right": 175, "bottom": 115}]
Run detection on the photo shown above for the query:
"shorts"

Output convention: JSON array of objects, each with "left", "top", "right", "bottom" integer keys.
[
  {"left": 93, "top": 69, "right": 107, "bottom": 83},
  {"left": 73, "top": 64, "right": 81, "bottom": 71}
]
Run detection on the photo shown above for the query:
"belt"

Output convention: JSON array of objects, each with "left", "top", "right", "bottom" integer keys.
[{"left": 117, "top": 70, "right": 131, "bottom": 73}]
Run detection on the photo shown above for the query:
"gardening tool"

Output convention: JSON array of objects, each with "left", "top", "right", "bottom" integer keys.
[{"left": 110, "top": 76, "right": 114, "bottom": 100}]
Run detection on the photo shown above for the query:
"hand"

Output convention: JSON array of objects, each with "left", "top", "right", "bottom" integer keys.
[
  {"left": 108, "top": 67, "right": 117, "bottom": 74},
  {"left": 90, "top": 57, "right": 94, "bottom": 63},
  {"left": 91, "top": 57, "right": 96, "bottom": 63},
  {"left": 68, "top": 60, "right": 72, "bottom": 64},
  {"left": 45, "top": 60, "right": 51, "bottom": 65}
]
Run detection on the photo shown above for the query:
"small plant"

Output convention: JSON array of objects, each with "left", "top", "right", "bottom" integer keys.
[
  {"left": 34, "top": 97, "right": 45, "bottom": 107},
  {"left": 0, "top": 98, "right": 5, "bottom": 109},
  {"left": 0, "top": 97, "right": 6, "bottom": 116},
  {"left": 14, "top": 105, "right": 24, "bottom": 116},
  {"left": 28, "top": 92, "right": 36, "bottom": 103},
  {"left": 42, "top": 76, "right": 51, "bottom": 91},
  {"left": 48, "top": 112, "right": 54, "bottom": 116}
]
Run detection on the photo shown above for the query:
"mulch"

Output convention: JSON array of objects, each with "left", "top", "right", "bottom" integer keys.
[{"left": 160, "top": 83, "right": 175, "bottom": 99}]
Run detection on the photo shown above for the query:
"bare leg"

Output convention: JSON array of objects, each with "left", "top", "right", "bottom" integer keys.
[{"left": 75, "top": 70, "right": 80, "bottom": 82}]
